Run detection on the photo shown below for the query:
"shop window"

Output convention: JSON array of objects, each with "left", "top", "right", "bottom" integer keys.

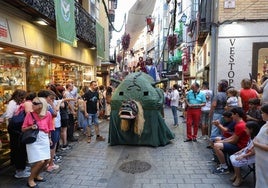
[
  {"left": 0, "top": 54, "right": 26, "bottom": 168},
  {"left": 0, "top": 54, "right": 26, "bottom": 114},
  {"left": 27, "top": 55, "right": 50, "bottom": 92},
  {"left": 53, "top": 64, "right": 83, "bottom": 87},
  {"left": 257, "top": 48, "right": 268, "bottom": 82},
  {"left": 252, "top": 43, "right": 268, "bottom": 82}
]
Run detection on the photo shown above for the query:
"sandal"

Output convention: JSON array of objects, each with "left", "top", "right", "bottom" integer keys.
[
  {"left": 229, "top": 175, "right": 236, "bottom": 182},
  {"left": 34, "top": 177, "right": 46, "bottom": 182},
  {"left": 87, "top": 136, "right": 91, "bottom": 143},
  {"left": 232, "top": 179, "right": 242, "bottom": 187}
]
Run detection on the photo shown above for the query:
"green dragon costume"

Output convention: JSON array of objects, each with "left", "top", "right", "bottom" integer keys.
[{"left": 108, "top": 72, "right": 175, "bottom": 147}]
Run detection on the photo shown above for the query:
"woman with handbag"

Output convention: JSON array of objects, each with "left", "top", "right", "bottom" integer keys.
[
  {"left": 22, "top": 97, "right": 54, "bottom": 188},
  {"left": 5, "top": 89, "right": 29, "bottom": 178}
]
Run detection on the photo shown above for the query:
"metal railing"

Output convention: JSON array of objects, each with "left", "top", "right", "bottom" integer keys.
[{"left": 17, "top": 0, "right": 96, "bottom": 46}]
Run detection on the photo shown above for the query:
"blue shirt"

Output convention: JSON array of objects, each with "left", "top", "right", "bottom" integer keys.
[{"left": 187, "top": 90, "right": 206, "bottom": 105}]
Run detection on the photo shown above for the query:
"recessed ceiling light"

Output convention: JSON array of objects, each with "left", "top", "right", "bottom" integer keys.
[
  {"left": 14, "top": 51, "right": 25, "bottom": 55},
  {"left": 35, "top": 19, "right": 48, "bottom": 26},
  {"left": 0, "top": 47, "right": 3, "bottom": 50}
]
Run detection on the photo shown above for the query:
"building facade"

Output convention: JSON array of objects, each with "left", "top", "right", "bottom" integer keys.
[
  {"left": 189, "top": 0, "right": 268, "bottom": 92},
  {"left": 0, "top": 0, "right": 115, "bottom": 167}
]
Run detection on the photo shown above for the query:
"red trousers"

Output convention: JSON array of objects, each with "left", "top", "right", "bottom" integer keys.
[{"left": 186, "top": 108, "right": 202, "bottom": 139}]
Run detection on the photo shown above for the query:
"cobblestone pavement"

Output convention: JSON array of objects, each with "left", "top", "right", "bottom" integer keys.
[{"left": 0, "top": 108, "right": 255, "bottom": 188}]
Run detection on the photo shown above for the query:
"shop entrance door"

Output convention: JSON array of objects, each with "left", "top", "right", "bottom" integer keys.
[{"left": 252, "top": 42, "right": 268, "bottom": 82}]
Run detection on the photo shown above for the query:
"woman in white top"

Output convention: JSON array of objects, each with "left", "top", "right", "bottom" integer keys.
[
  {"left": 253, "top": 104, "right": 268, "bottom": 188},
  {"left": 6, "top": 89, "right": 29, "bottom": 178}
]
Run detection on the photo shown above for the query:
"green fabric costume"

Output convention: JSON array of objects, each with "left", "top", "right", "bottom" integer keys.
[{"left": 108, "top": 72, "right": 175, "bottom": 147}]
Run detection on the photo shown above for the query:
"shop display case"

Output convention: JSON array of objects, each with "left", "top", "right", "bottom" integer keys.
[
  {"left": 0, "top": 119, "right": 10, "bottom": 168},
  {"left": 27, "top": 56, "right": 50, "bottom": 92},
  {"left": 0, "top": 54, "right": 26, "bottom": 168},
  {"left": 83, "top": 66, "right": 94, "bottom": 84},
  {"left": 53, "top": 64, "right": 83, "bottom": 87},
  {"left": 0, "top": 55, "right": 26, "bottom": 113}
]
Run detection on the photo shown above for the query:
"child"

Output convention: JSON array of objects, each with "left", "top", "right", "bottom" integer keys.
[
  {"left": 246, "top": 98, "right": 263, "bottom": 126},
  {"left": 225, "top": 88, "right": 239, "bottom": 111},
  {"left": 229, "top": 121, "right": 260, "bottom": 187}
]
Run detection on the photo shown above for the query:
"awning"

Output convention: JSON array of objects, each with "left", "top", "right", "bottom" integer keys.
[{"left": 125, "top": 0, "right": 156, "bottom": 49}]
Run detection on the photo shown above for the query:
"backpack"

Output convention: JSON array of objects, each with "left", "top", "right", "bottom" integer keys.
[{"left": 7, "top": 104, "right": 26, "bottom": 135}]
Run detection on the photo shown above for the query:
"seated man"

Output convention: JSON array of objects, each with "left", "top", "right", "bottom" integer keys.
[
  {"left": 213, "top": 107, "right": 249, "bottom": 174},
  {"left": 207, "top": 111, "right": 235, "bottom": 149},
  {"left": 212, "top": 111, "right": 236, "bottom": 141}
]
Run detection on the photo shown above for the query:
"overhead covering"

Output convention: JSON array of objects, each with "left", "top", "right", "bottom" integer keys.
[{"left": 125, "top": 0, "right": 156, "bottom": 49}]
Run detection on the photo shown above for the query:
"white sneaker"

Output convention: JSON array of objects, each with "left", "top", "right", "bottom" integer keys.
[
  {"left": 14, "top": 170, "right": 31, "bottom": 178},
  {"left": 25, "top": 166, "right": 31, "bottom": 172}
]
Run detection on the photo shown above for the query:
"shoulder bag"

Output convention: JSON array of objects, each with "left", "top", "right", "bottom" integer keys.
[{"left": 21, "top": 112, "right": 39, "bottom": 144}]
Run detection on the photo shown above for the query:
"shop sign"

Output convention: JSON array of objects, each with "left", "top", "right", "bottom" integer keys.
[
  {"left": 54, "top": 0, "right": 76, "bottom": 46},
  {"left": 0, "top": 17, "right": 8, "bottom": 39},
  {"left": 227, "top": 38, "right": 236, "bottom": 85}
]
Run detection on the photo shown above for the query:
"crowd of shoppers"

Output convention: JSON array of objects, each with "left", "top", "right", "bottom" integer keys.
[{"left": 2, "top": 80, "right": 109, "bottom": 187}]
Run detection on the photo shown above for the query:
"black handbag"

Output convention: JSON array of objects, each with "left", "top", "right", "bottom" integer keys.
[{"left": 21, "top": 112, "right": 39, "bottom": 144}]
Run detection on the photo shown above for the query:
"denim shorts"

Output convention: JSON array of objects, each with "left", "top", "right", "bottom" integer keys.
[
  {"left": 50, "top": 127, "right": 61, "bottom": 149},
  {"left": 87, "top": 113, "right": 99, "bottom": 128}
]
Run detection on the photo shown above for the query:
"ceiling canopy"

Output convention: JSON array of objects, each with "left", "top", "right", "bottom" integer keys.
[{"left": 125, "top": 0, "right": 156, "bottom": 49}]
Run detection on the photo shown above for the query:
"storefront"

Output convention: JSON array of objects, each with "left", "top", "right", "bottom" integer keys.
[
  {"left": 0, "top": 4, "right": 96, "bottom": 167},
  {"left": 0, "top": 45, "right": 96, "bottom": 168}
]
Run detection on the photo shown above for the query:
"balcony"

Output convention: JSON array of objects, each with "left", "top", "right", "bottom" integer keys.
[
  {"left": 197, "top": 0, "right": 211, "bottom": 46},
  {"left": 3, "top": 0, "right": 96, "bottom": 47}
]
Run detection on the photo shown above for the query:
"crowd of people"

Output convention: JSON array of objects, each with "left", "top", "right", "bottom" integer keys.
[
  {"left": 2, "top": 73, "right": 268, "bottom": 187},
  {"left": 164, "top": 74, "right": 268, "bottom": 187},
  {"left": 3, "top": 80, "right": 113, "bottom": 187}
]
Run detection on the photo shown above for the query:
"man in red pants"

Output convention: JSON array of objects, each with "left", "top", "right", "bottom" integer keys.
[{"left": 184, "top": 82, "right": 206, "bottom": 142}]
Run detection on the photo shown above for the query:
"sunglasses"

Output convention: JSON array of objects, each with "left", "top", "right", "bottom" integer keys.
[{"left": 32, "top": 102, "right": 42, "bottom": 105}]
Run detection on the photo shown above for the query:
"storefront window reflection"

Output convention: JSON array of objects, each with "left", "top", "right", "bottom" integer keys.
[{"left": 27, "top": 55, "right": 50, "bottom": 92}]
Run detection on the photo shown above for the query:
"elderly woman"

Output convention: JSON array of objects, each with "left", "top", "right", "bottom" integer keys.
[
  {"left": 209, "top": 79, "right": 228, "bottom": 139},
  {"left": 22, "top": 97, "right": 54, "bottom": 188}
]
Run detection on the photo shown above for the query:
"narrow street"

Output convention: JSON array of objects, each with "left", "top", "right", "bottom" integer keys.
[{"left": 0, "top": 108, "right": 255, "bottom": 188}]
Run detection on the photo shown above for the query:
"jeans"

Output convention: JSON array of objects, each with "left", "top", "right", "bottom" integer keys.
[
  {"left": 78, "top": 110, "right": 87, "bottom": 131},
  {"left": 67, "top": 114, "right": 75, "bottom": 140},
  {"left": 210, "top": 113, "right": 223, "bottom": 139},
  {"left": 171, "top": 106, "right": 178, "bottom": 125}
]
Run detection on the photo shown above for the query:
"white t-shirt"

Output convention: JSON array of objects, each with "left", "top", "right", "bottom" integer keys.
[
  {"left": 201, "top": 89, "right": 213, "bottom": 111},
  {"left": 170, "top": 89, "right": 179, "bottom": 107},
  {"left": 5, "top": 100, "right": 19, "bottom": 119}
]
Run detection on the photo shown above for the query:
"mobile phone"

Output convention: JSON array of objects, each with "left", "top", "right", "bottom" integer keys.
[{"left": 249, "top": 73, "right": 252, "bottom": 82}]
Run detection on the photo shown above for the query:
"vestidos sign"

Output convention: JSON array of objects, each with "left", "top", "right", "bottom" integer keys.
[
  {"left": 54, "top": 0, "right": 76, "bottom": 46},
  {"left": 228, "top": 39, "right": 236, "bottom": 85}
]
